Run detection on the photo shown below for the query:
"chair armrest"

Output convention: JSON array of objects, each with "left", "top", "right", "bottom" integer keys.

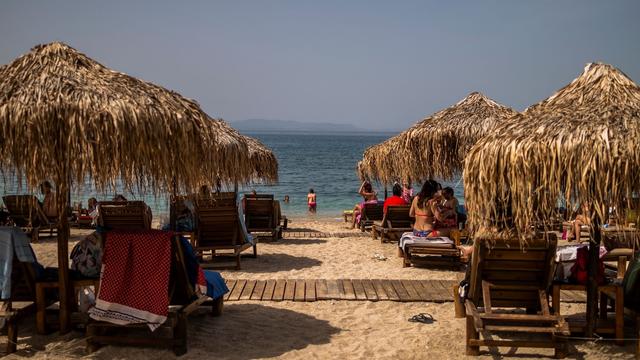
[
  {"left": 464, "top": 299, "right": 484, "bottom": 330},
  {"left": 481, "top": 280, "right": 493, "bottom": 313}
]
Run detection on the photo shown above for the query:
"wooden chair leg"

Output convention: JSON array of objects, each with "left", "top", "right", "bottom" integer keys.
[
  {"left": 35, "top": 283, "right": 47, "bottom": 334},
  {"left": 552, "top": 285, "right": 560, "bottom": 315},
  {"left": 173, "top": 313, "right": 188, "bottom": 356},
  {"left": 554, "top": 335, "right": 568, "bottom": 359},
  {"left": 85, "top": 324, "right": 100, "bottom": 354},
  {"left": 252, "top": 245, "right": 258, "bottom": 258},
  {"left": 465, "top": 315, "right": 480, "bottom": 355},
  {"left": 615, "top": 286, "right": 624, "bottom": 346},
  {"left": 211, "top": 297, "right": 223, "bottom": 317},
  {"left": 6, "top": 316, "right": 18, "bottom": 354},
  {"left": 235, "top": 254, "right": 241, "bottom": 270}
]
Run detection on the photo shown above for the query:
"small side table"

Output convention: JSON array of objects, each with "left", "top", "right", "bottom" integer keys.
[{"left": 551, "top": 283, "right": 624, "bottom": 345}]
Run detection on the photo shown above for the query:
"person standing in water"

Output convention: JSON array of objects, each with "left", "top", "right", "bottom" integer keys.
[{"left": 307, "top": 189, "right": 317, "bottom": 213}]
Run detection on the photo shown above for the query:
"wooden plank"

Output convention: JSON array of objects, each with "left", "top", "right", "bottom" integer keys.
[
  {"left": 372, "top": 279, "right": 389, "bottom": 300},
  {"left": 381, "top": 280, "right": 400, "bottom": 301},
  {"left": 251, "top": 280, "right": 266, "bottom": 300},
  {"left": 351, "top": 279, "right": 367, "bottom": 300},
  {"left": 342, "top": 280, "right": 356, "bottom": 300},
  {"left": 410, "top": 280, "right": 433, "bottom": 301},
  {"left": 224, "top": 280, "right": 237, "bottom": 301},
  {"left": 438, "top": 280, "right": 456, "bottom": 302},
  {"left": 400, "top": 280, "right": 422, "bottom": 301},
  {"left": 239, "top": 280, "right": 256, "bottom": 300},
  {"left": 272, "top": 280, "right": 286, "bottom": 301},
  {"left": 305, "top": 279, "right": 317, "bottom": 302},
  {"left": 263, "top": 280, "right": 276, "bottom": 301},
  {"left": 228, "top": 280, "right": 246, "bottom": 301},
  {"left": 429, "top": 280, "right": 451, "bottom": 302},
  {"left": 294, "top": 279, "right": 306, "bottom": 302},
  {"left": 283, "top": 279, "right": 296, "bottom": 301},
  {"left": 325, "top": 280, "right": 342, "bottom": 299},
  {"left": 316, "top": 279, "right": 329, "bottom": 300},
  {"left": 391, "top": 280, "right": 411, "bottom": 302},
  {"left": 361, "top": 280, "right": 379, "bottom": 301}
]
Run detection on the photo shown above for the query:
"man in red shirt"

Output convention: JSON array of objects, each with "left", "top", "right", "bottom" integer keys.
[{"left": 383, "top": 183, "right": 408, "bottom": 213}]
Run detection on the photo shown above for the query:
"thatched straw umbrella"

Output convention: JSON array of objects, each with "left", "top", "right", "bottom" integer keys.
[
  {"left": 359, "top": 92, "right": 517, "bottom": 184},
  {"left": 242, "top": 135, "right": 278, "bottom": 184},
  {"left": 464, "top": 62, "right": 640, "bottom": 336},
  {"left": 0, "top": 42, "right": 254, "bottom": 331}
]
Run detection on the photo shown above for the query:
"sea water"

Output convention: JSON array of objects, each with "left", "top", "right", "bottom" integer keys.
[{"left": 0, "top": 132, "right": 465, "bottom": 218}]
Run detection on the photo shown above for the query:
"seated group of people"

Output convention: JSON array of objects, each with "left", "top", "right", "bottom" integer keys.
[{"left": 350, "top": 179, "right": 462, "bottom": 236}]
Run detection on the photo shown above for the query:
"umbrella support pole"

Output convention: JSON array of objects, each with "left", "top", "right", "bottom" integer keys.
[
  {"left": 57, "top": 184, "right": 72, "bottom": 334},
  {"left": 584, "top": 214, "right": 601, "bottom": 338}
]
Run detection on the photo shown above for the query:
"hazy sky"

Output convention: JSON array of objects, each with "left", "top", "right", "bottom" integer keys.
[{"left": 1, "top": 1, "right": 639, "bottom": 131}]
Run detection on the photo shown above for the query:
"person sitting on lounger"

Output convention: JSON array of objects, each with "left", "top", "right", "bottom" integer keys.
[
  {"left": 351, "top": 181, "right": 378, "bottom": 229},
  {"left": 383, "top": 183, "right": 408, "bottom": 214},
  {"left": 40, "top": 181, "right": 57, "bottom": 219},
  {"left": 438, "top": 187, "right": 459, "bottom": 228},
  {"left": 567, "top": 202, "right": 591, "bottom": 242},
  {"left": 409, "top": 180, "right": 450, "bottom": 237},
  {"left": 401, "top": 180, "right": 414, "bottom": 204}
]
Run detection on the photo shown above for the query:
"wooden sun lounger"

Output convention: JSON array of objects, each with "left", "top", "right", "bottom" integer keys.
[
  {"left": 464, "top": 234, "right": 569, "bottom": 358},
  {"left": 244, "top": 194, "right": 284, "bottom": 240},
  {"left": 194, "top": 196, "right": 256, "bottom": 270},
  {"left": 372, "top": 205, "right": 412, "bottom": 243},
  {"left": 400, "top": 230, "right": 463, "bottom": 269},
  {"left": 359, "top": 202, "right": 384, "bottom": 232},
  {"left": 97, "top": 201, "right": 151, "bottom": 230},
  {"left": 86, "top": 233, "right": 222, "bottom": 356},
  {"left": 2, "top": 195, "right": 58, "bottom": 242}
]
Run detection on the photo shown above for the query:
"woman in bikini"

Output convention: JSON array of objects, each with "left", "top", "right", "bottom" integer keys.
[
  {"left": 350, "top": 181, "right": 378, "bottom": 229},
  {"left": 409, "top": 180, "right": 451, "bottom": 237},
  {"left": 307, "top": 188, "right": 317, "bottom": 213}
]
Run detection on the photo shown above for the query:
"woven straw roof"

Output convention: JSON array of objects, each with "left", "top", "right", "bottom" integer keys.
[
  {"left": 359, "top": 92, "right": 517, "bottom": 184},
  {"left": 242, "top": 134, "right": 278, "bottom": 184},
  {"left": 464, "top": 63, "right": 640, "bottom": 244},
  {"left": 0, "top": 42, "right": 254, "bottom": 194}
]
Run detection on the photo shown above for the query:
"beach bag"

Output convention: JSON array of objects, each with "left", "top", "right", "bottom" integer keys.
[
  {"left": 70, "top": 232, "right": 103, "bottom": 278},
  {"left": 569, "top": 246, "right": 604, "bottom": 285}
]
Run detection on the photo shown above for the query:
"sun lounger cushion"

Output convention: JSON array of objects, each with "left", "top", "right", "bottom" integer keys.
[
  {"left": 89, "top": 230, "right": 173, "bottom": 331},
  {"left": 398, "top": 232, "right": 454, "bottom": 252}
]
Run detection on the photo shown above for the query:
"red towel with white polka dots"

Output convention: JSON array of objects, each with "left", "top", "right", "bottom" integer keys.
[{"left": 89, "top": 230, "right": 172, "bottom": 331}]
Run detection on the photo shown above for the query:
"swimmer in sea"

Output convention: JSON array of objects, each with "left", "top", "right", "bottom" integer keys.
[{"left": 307, "top": 189, "right": 317, "bottom": 213}]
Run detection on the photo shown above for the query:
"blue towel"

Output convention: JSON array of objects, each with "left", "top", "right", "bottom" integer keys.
[
  {"left": 203, "top": 271, "right": 228, "bottom": 300},
  {"left": 0, "top": 227, "right": 36, "bottom": 299},
  {"left": 178, "top": 236, "right": 229, "bottom": 300}
]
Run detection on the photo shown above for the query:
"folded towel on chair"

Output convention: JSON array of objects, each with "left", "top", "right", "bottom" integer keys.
[
  {"left": 89, "top": 230, "right": 172, "bottom": 331},
  {"left": 399, "top": 232, "right": 454, "bottom": 252}
]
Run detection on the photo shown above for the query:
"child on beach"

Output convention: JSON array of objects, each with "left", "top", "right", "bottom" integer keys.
[{"left": 307, "top": 189, "right": 317, "bottom": 213}]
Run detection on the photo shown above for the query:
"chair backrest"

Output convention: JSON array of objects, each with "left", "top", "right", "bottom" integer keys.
[
  {"left": 194, "top": 198, "right": 240, "bottom": 249},
  {"left": 362, "top": 202, "right": 384, "bottom": 221},
  {"left": 468, "top": 234, "right": 557, "bottom": 310},
  {"left": 97, "top": 201, "right": 150, "bottom": 230},
  {"left": 245, "top": 197, "right": 275, "bottom": 231},
  {"left": 244, "top": 193, "right": 274, "bottom": 200},
  {"left": 2, "top": 195, "right": 47, "bottom": 227},
  {"left": 383, "top": 205, "right": 412, "bottom": 228}
]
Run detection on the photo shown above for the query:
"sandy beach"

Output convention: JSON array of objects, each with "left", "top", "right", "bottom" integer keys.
[{"left": 0, "top": 216, "right": 632, "bottom": 359}]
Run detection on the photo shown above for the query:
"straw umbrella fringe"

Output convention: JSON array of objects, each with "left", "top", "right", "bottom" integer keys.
[
  {"left": 359, "top": 92, "right": 517, "bottom": 183},
  {"left": 243, "top": 135, "right": 279, "bottom": 184},
  {"left": 464, "top": 63, "right": 640, "bottom": 241}
]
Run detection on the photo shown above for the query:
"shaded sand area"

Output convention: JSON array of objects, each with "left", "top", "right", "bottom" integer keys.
[{"left": 4, "top": 217, "right": 635, "bottom": 359}]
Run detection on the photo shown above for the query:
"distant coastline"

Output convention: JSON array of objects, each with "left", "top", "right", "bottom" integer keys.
[{"left": 230, "top": 119, "right": 399, "bottom": 135}]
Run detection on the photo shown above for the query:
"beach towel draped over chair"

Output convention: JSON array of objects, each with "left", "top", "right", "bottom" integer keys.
[
  {"left": 398, "top": 231, "right": 462, "bottom": 269},
  {"left": 464, "top": 234, "right": 569, "bottom": 358},
  {"left": 86, "top": 228, "right": 228, "bottom": 355}
]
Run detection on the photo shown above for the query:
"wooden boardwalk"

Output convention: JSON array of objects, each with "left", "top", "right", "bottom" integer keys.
[
  {"left": 223, "top": 279, "right": 587, "bottom": 303},
  {"left": 282, "top": 231, "right": 369, "bottom": 239}
]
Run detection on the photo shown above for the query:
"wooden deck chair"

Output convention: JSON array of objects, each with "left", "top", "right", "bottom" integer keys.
[
  {"left": 401, "top": 231, "right": 463, "bottom": 269},
  {"left": 97, "top": 201, "right": 151, "bottom": 230},
  {"left": 2, "top": 195, "right": 58, "bottom": 242},
  {"left": 86, "top": 233, "right": 222, "bottom": 355},
  {"left": 372, "top": 205, "right": 412, "bottom": 243},
  {"left": 1, "top": 245, "right": 38, "bottom": 354},
  {"left": 194, "top": 197, "right": 256, "bottom": 270},
  {"left": 464, "top": 235, "right": 570, "bottom": 358},
  {"left": 359, "top": 202, "right": 384, "bottom": 232},
  {"left": 244, "top": 195, "right": 282, "bottom": 241}
]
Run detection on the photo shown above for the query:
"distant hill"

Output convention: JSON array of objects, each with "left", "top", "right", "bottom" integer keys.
[{"left": 231, "top": 119, "right": 369, "bottom": 133}]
